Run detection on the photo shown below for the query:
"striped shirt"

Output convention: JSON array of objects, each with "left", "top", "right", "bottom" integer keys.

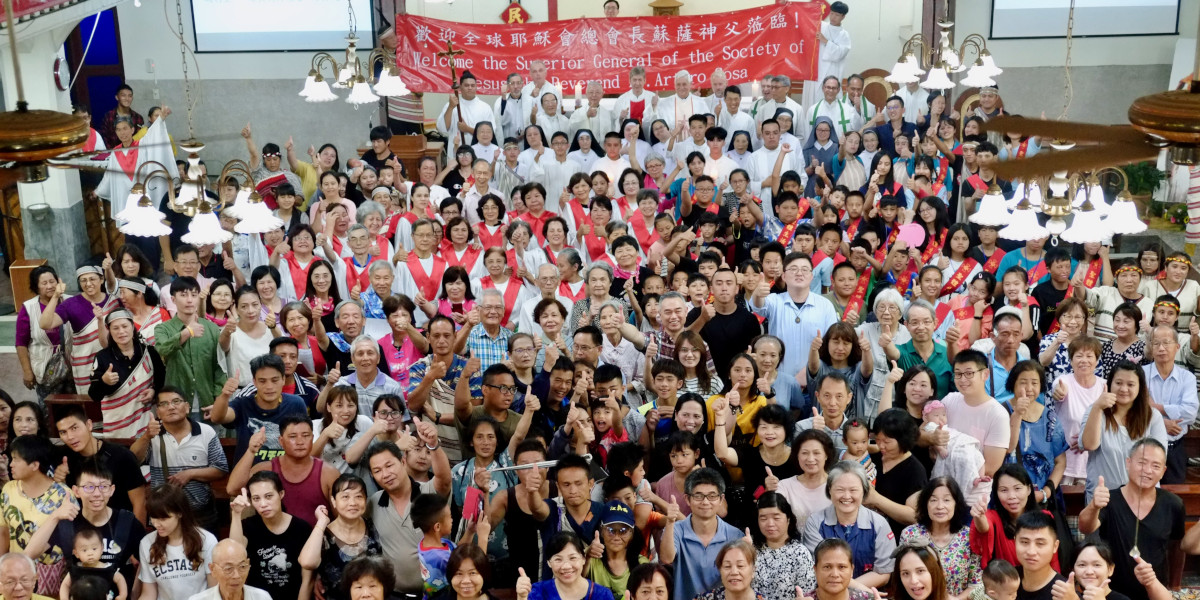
[{"left": 146, "top": 419, "right": 230, "bottom": 507}]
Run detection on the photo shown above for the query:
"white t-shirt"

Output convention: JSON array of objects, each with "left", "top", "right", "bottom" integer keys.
[
  {"left": 187, "top": 586, "right": 272, "bottom": 600},
  {"left": 313, "top": 415, "right": 375, "bottom": 473},
  {"left": 139, "top": 529, "right": 218, "bottom": 600},
  {"left": 941, "top": 392, "right": 1011, "bottom": 450}
]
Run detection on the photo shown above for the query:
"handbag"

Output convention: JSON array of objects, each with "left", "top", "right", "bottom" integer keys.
[{"left": 38, "top": 325, "right": 72, "bottom": 392}]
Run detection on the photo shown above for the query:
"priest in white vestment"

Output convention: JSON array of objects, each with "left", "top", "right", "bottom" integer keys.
[
  {"left": 614, "top": 66, "right": 658, "bottom": 124},
  {"left": 746, "top": 120, "right": 806, "bottom": 222},
  {"left": 521, "top": 60, "right": 561, "bottom": 121},
  {"left": 529, "top": 132, "right": 583, "bottom": 220},
  {"left": 438, "top": 72, "right": 494, "bottom": 156},
  {"left": 759, "top": 75, "right": 804, "bottom": 133},
  {"left": 805, "top": 76, "right": 863, "bottom": 138},
  {"left": 716, "top": 85, "right": 759, "bottom": 149},
  {"left": 97, "top": 108, "right": 179, "bottom": 219},
  {"left": 569, "top": 81, "right": 617, "bottom": 138},
  {"left": 657, "top": 70, "right": 703, "bottom": 130},
  {"left": 493, "top": 73, "right": 528, "bottom": 142},
  {"left": 804, "top": 1, "right": 851, "bottom": 110}
]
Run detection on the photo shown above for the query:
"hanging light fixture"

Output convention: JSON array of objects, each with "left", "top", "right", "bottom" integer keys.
[
  {"left": 999, "top": 198, "right": 1050, "bottom": 241},
  {"left": 298, "top": 0, "right": 401, "bottom": 105},
  {"left": 960, "top": 60, "right": 996, "bottom": 88},
  {"left": 969, "top": 185, "right": 1012, "bottom": 227},
  {"left": 118, "top": 196, "right": 172, "bottom": 237},
  {"left": 920, "top": 62, "right": 956, "bottom": 91},
  {"left": 1061, "top": 199, "right": 1110, "bottom": 244},
  {"left": 235, "top": 197, "right": 285, "bottom": 234},
  {"left": 181, "top": 204, "right": 233, "bottom": 245},
  {"left": 885, "top": 14, "right": 999, "bottom": 91},
  {"left": 1104, "top": 193, "right": 1148, "bottom": 235}
]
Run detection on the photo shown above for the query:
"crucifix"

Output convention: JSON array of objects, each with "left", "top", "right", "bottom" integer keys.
[{"left": 437, "top": 41, "right": 468, "bottom": 147}]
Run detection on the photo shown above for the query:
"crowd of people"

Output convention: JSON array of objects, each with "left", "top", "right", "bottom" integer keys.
[{"left": 9, "top": 2, "right": 1200, "bottom": 600}]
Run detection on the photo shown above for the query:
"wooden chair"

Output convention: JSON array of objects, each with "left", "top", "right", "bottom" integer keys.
[
  {"left": 45, "top": 394, "right": 102, "bottom": 434},
  {"left": 858, "top": 68, "right": 895, "bottom": 118},
  {"left": 956, "top": 89, "right": 982, "bottom": 133}
]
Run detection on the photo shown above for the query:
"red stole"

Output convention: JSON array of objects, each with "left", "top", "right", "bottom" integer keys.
[
  {"left": 777, "top": 219, "right": 800, "bottom": 247},
  {"left": 344, "top": 255, "right": 379, "bottom": 293},
  {"left": 630, "top": 213, "right": 659, "bottom": 250},
  {"left": 407, "top": 252, "right": 447, "bottom": 300},
  {"left": 895, "top": 266, "right": 918, "bottom": 298},
  {"left": 614, "top": 197, "right": 635, "bottom": 221},
  {"left": 402, "top": 211, "right": 420, "bottom": 224},
  {"left": 920, "top": 229, "right": 948, "bottom": 264},
  {"left": 545, "top": 246, "right": 565, "bottom": 265},
  {"left": 966, "top": 173, "right": 987, "bottom": 195},
  {"left": 982, "top": 249, "right": 1006, "bottom": 274},
  {"left": 813, "top": 250, "right": 830, "bottom": 267},
  {"left": 481, "top": 276, "right": 522, "bottom": 326},
  {"left": 846, "top": 217, "right": 863, "bottom": 240},
  {"left": 1082, "top": 259, "right": 1103, "bottom": 288},
  {"left": 629, "top": 99, "right": 646, "bottom": 121},
  {"left": 475, "top": 223, "right": 506, "bottom": 249},
  {"left": 564, "top": 200, "right": 590, "bottom": 234},
  {"left": 939, "top": 258, "right": 978, "bottom": 297},
  {"left": 952, "top": 304, "right": 977, "bottom": 324},
  {"left": 559, "top": 280, "right": 586, "bottom": 302},
  {"left": 845, "top": 268, "right": 872, "bottom": 320},
  {"left": 85, "top": 128, "right": 102, "bottom": 154},
  {"left": 582, "top": 231, "right": 608, "bottom": 261},
  {"left": 1027, "top": 260, "right": 1049, "bottom": 288},
  {"left": 519, "top": 211, "right": 554, "bottom": 245},
  {"left": 441, "top": 244, "right": 482, "bottom": 272},
  {"left": 114, "top": 142, "right": 139, "bottom": 180},
  {"left": 1046, "top": 285, "right": 1075, "bottom": 334},
  {"left": 283, "top": 252, "right": 315, "bottom": 295}
]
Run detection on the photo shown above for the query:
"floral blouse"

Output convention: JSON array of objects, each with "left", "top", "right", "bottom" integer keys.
[
  {"left": 900, "top": 524, "right": 981, "bottom": 596},
  {"left": 1098, "top": 338, "right": 1146, "bottom": 380},
  {"left": 1038, "top": 336, "right": 1073, "bottom": 392},
  {"left": 695, "top": 587, "right": 767, "bottom": 600},
  {"left": 753, "top": 540, "right": 816, "bottom": 600}
]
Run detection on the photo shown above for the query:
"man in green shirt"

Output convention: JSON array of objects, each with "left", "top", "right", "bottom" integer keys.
[
  {"left": 889, "top": 299, "right": 957, "bottom": 399},
  {"left": 154, "top": 276, "right": 226, "bottom": 416}
]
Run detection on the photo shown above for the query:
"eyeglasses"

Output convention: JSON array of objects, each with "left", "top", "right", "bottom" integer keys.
[
  {"left": 785, "top": 266, "right": 813, "bottom": 275},
  {"left": 481, "top": 305, "right": 505, "bottom": 313},
  {"left": 1, "top": 577, "right": 35, "bottom": 588},
  {"left": 377, "top": 410, "right": 404, "bottom": 419},
  {"left": 953, "top": 370, "right": 983, "bottom": 381},
  {"left": 605, "top": 524, "right": 632, "bottom": 535},
  {"left": 484, "top": 384, "right": 520, "bottom": 395},
  {"left": 80, "top": 484, "right": 112, "bottom": 494},
  {"left": 217, "top": 560, "right": 252, "bottom": 576},
  {"left": 512, "top": 347, "right": 536, "bottom": 355},
  {"left": 689, "top": 492, "right": 721, "bottom": 503},
  {"left": 157, "top": 398, "right": 188, "bottom": 408}
]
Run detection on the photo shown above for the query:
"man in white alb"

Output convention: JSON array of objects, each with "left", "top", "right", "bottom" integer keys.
[
  {"left": 716, "top": 85, "right": 758, "bottom": 148},
  {"left": 521, "top": 60, "right": 561, "bottom": 121},
  {"left": 702, "top": 127, "right": 739, "bottom": 189},
  {"left": 657, "top": 70, "right": 702, "bottom": 131},
  {"left": 615, "top": 66, "right": 658, "bottom": 124},
  {"left": 761, "top": 76, "right": 804, "bottom": 132},
  {"left": 569, "top": 81, "right": 617, "bottom": 138},
  {"left": 804, "top": 1, "right": 851, "bottom": 111},
  {"left": 844, "top": 74, "right": 876, "bottom": 125},
  {"left": 747, "top": 119, "right": 805, "bottom": 222},
  {"left": 529, "top": 131, "right": 582, "bottom": 217},
  {"left": 704, "top": 68, "right": 729, "bottom": 113},
  {"left": 439, "top": 71, "right": 494, "bottom": 155},
  {"left": 806, "top": 76, "right": 862, "bottom": 138},
  {"left": 895, "top": 80, "right": 929, "bottom": 127},
  {"left": 493, "top": 72, "right": 527, "bottom": 141}
]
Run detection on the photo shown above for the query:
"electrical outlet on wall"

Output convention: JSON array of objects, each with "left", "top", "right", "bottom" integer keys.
[{"left": 152, "top": 88, "right": 160, "bottom": 100}]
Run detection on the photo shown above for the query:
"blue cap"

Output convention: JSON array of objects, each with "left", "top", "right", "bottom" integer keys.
[{"left": 600, "top": 500, "right": 635, "bottom": 527}]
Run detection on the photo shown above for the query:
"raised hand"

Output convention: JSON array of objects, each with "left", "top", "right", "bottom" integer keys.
[
  {"left": 886, "top": 360, "right": 903, "bottom": 383},
  {"left": 230, "top": 487, "right": 252, "bottom": 514},
  {"left": 1050, "top": 573, "right": 1078, "bottom": 600},
  {"left": 101, "top": 363, "right": 119, "bottom": 385},
  {"left": 970, "top": 495, "right": 989, "bottom": 521},
  {"left": 588, "top": 531, "right": 604, "bottom": 558},
  {"left": 811, "top": 407, "right": 826, "bottom": 432},
  {"left": 810, "top": 331, "right": 824, "bottom": 354},
  {"left": 248, "top": 426, "right": 267, "bottom": 455},
  {"left": 144, "top": 418, "right": 162, "bottom": 439},
  {"left": 414, "top": 415, "right": 439, "bottom": 447},
  {"left": 515, "top": 568, "right": 532, "bottom": 600},
  {"left": 222, "top": 370, "right": 241, "bottom": 396},
  {"left": 1092, "top": 477, "right": 1109, "bottom": 508},
  {"left": 764, "top": 466, "right": 779, "bottom": 491},
  {"left": 314, "top": 504, "right": 331, "bottom": 528},
  {"left": 327, "top": 362, "right": 343, "bottom": 386},
  {"left": 51, "top": 498, "right": 80, "bottom": 522},
  {"left": 322, "top": 421, "right": 346, "bottom": 441}
]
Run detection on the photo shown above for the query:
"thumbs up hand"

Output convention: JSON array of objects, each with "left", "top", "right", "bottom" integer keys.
[
  {"left": 53, "top": 457, "right": 70, "bottom": 484},
  {"left": 764, "top": 466, "right": 779, "bottom": 491},
  {"left": 1081, "top": 579, "right": 1110, "bottom": 600},
  {"left": 811, "top": 407, "right": 826, "bottom": 432},
  {"left": 1051, "top": 572, "right": 1078, "bottom": 600},
  {"left": 516, "top": 568, "right": 531, "bottom": 600},
  {"left": 743, "top": 527, "right": 754, "bottom": 545},
  {"left": 1092, "top": 477, "right": 1109, "bottom": 508},
  {"left": 101, "top": 363, "right": 119, "bottom": 385},
  {"left": 588, "top": 531, "right": 605, "bottom": 558}
]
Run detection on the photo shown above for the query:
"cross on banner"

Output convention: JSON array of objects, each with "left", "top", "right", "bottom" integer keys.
[{"left": 437, "top": 41, "right": 468, "bottom": 147}]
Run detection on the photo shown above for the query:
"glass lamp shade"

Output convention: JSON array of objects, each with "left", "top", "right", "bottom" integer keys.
[
  {"left": 234, "top": 201, "right": 285, "bottom": 234},
  {"left": 181, "top": 212, "right": 234, "bottom": 245},
  {"left": 942, "top": 48, "right": 963, "bottom": 72},
  {"left": 176, "top": 180, "right": 202, "bottom": 207},
  {"left": 299, "top": 72, "right": 318, "bottom": 98},
  {"left": 306, "top": 79, "right": 338, "bottom": 103},
  {"left": 1061, "top": 207, "right": 1110, "bottom": 244},
  {"left": 969, "top": 192, "right": 1011, "bottom": 226},
  {"left": 1046, "top": 216, "right": 1068, "bottom": 237},
  {"left": 904, "top": 54, "right": 926, "bottom": 76},
  {"left": 961, "top": 64, "right": 995, "bottom": 88},
  {"left": 373, "top": 71, "right": 410, "bottom": 97},
  {"left": 979, "top": 53, "right": 1003, "bottom": 77},
  {"left": 999, "top": 205, "right": 1049, "bottom": 241},
  {"left": 347, "top": 78, "right": 380, "bottom": 105},
  {"left": 114, "top": 191, "right": 144, "bottom": 222},
  {"left": 1010, "top": 181, "right": 1042, "bottom": 209},
  {"left": 117, "top": 204, "right": 170, "bottom": 237},
  {"left": 921, "top": 64, "right": 955, "bottom": 91},
  {"left": 1104, "top": 199, "right": 1148, "bottom": 235},
  {"left": 223, "top": 188, "right": 252, "bottom": 220},
  {"left": 334, "top": 64, "right": 354, "bottom": 89},
  {"left": 886, "top": 59, "right": 918, "bottom": 84}
]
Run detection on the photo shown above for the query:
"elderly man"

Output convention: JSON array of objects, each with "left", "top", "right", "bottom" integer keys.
[
  {"left": 1080, "top": 439, "right": 1183, "bottom": 600},
  {"left": 408, "top": 315, "right": 483, "bottom": 461},
  {"left": 750, "top": 254, "right": 837, "bottom": 381},
  {"left": 980, "top": 308, "right": 1030, "bottom": 404},
  {"left": 619, "top": 292, "right": 718, "bottom": 373},
  {"left": 517, "top": 264, "right": 573, "bottom": 337},
  {"left": 888, "top": 299, "right": 956, "bottom": 400},
  {"left": 187, "top": 539, "right": 270, "bottom": 600},
  {"left": 1143, "top": 326, "right": 1199, "bottom": 484},
  {"left": 211, "top": 354, "right": 308, "bottom": 464},
  {"left": 318, "top": 300, "right": 394, "bottom": 378},
  {"left": 844, "top": 74, "right": 875, "bottom": 124},
  {"left": 359, "top": 261, "right": 397, "bottom": 319},
  {"left": 160, "top": 245, "right": 215, "bottom": 314},
  {"left": 493, "top": 73, "right": 527, "bottom": 141},
  {"left": 226, "top": 416, "right": 339, "bottom": 527},
  {"left": 439, "top": 71, "right": 493, "bottom": 155},
  {"left": 703, "top": 68, "right": 729, "bottom": 113},
  {"left": 461, "top": 160, "right": 503, "bottom": 227},
  {"left": 569, "top": 81, "right": 616, "bottom": 138},
  {"left": 334, "top": 336, "right": 405, "bottom": 418},
  {"left": 521, "top": 60, "right": 560, "bottom": 121},
  {"left": 457, "top": 289, "right": 513, "bottom": 371},
  {"left": 658, "top": 70, "right": 702, "bottom": 129},
  {"left": 806, "top": 76, "right": 861, "bottom": 138},
  {"left": 762, "top": 75, "right": 803, "bottom": 130},
  {"left": 0, "top": 553, "right": 47, "bottom": 600}
]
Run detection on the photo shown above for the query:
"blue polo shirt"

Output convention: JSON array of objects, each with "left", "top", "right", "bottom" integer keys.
[
  {"left": 984, "top": 345, "right": 1030, "bottom": 404},
  {"left": 802, "top": 505, "right": 896, "bottom": 578},
  {"left": 671, "top": 516, "right": 743, "bottom": 600}
]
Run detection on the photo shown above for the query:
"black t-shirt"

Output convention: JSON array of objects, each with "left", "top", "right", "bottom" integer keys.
[
  {"left": 359, "top": 149, "right": 394, "bottom": 174},
  {"left": 1016, "top": 571, "right": 1066, "bottom": 600},
  {"left": 1098, "top": 487, "right": 1185, "bottom": 599},
  {"left": 870, "top": 452, "right": 929, "bottom": 538},
  {"left": 65, "top": 443, "right": 146, "bottom": 516},
  {"left": 1030, "top": 280, "right": 1071, "bottom": 335},
  {"left": 734, "top": 446, "right": 799, "bottom": 497},
  {"left": 243, "top": 515, "right": 312, "bottom": 600},
  {"left": 442, "top": 170, "right": 467, "bottom": 199},
  {"left": 50, "top": 509, "right": 144, "bottom": 588},
  {"left": 320, "top": 341, "right": 394, "bottom": 379},
  {"left": 681, "top": 202, "right": 730, "bottom": 233},
  {"left": 685, "top": 305, "right": 764, "bottom": 381}
]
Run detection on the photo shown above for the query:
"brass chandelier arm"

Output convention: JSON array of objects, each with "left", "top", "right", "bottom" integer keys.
[
  {"left": 134, "top": 168, "right": 177, "bottom": 213},
  {"left": 309, "top": 53, "right": 340, "bottom": 81}
]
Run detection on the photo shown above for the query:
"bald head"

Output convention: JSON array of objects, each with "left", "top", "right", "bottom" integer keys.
[{"left": 214, "top": 539, "right": 247, "bottom": 564}]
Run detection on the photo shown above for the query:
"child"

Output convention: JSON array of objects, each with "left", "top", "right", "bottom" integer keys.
[
  {"left": 272, "top": 183, "right": 308, "bottom": 233},
  {"left": 921, "top": 400, "right": 988, "bottom": 501},
  {"left": 414, "top": 493, "right": 488, "bottom": 600},
  {"left": 812, "top": 223, "right": 842, "bottom": 292},
  {"left": 60, "top": 528, "right": 127, "bottom": 600},
  {"left": 840, "top": 420, "right": 876, "bottom": 486},
  {"left": 695, "top": 251, "right": 721, "bottom": 282},
  {"left": 732, "top": 204, "right": 768, "bottom": 266},
  {"left": 968, "top": 559, "right": 1020, "bottom": 600},
  {"left": 686, "top": 273, "right": 711, "bottom": 309},
  {"left": 764, "top": 191, "right": 801, "bottom": 247},
  {"left": 670, "top": 270, "right": 690, "bottom": 294},
  {"left": 653, "top": 431, "right": 699, "bottom": 518},
  {"left": 789, "top": 223, "right": 817, "bottom": 259},
  {"left": 696, "top": 212, "right": 726, "bottom": 256},
  {"left": 590, "top": 395, "right": 629, "bottom": 464}
]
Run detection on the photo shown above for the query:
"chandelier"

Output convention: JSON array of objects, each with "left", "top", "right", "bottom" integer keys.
[
  {"left": 972, "top": 167, "right": 1145, "bottom": 245},
  {"left": 298, "top": 0, "right": 410, "bottom": 104},
  {"left": 886, "top": 19, "right": 1002, "bottom": 91}
]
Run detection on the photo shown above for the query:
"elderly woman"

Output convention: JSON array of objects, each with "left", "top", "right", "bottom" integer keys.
[
  {"left": 890, "top": 541, "right": 950, "bottom": 600},
  {"left": 356, "top": 200, "right": 393, "bottom": 263},
  {"left": 899, "top": 477, "right": 980, "bottom": 597},
  {"left": 1003, "top": 360, "right": 1067, "bottom": 501},
  {"left": 599, "top": 301, "right": 645, "bottom": 385},
  {"left": 749, "top": 493, "right": 815, "bottom": 600},
  {"left": 1037, "top": 296, "right": 1090, "bottom": 385},
  {"left": 280, "top": 301, "right": 324, "bottom": 377},
  {"left": 693, "top": 539, "right": 764, "bottom": 600},
  {"left": 803, "top": 461, "right": 896, "bottom": 589},
  {"left": 378, "top": 295, "right": 427, "bottom": 389},
  {"left": 627, "top": 564, "right": 674, "bottom": 600},
  {"left": 777, "top": 430, "right": 836, "bottom": 528},
  {"left": 866, "top": 408, "right": 928, "bottom": 538},
  {"left": 568, "top": 263, "right": 625, "bottom": 335},
  {"left": 505, "top": 219, "right": 547, "bottom": 289},
  {"left": 300, "top": 475, "right": 384, "bottom": 600},
  {"left": 17, "top": 265, "right": 68, "bottom": 399},
  {"left": 340, "top": 555, "right": 395, "bottom": 600},
  {"left": 857, "top": 287, "right": 911, "bottom": 409},
  {"left": 38, "top": 265, "right": 119, "bottom": 396},
  {"left": 251, "top": 265, "right": 287, "bottom": 318},
  {"left": 809, "top": 539, "right": 877, "bottom": 600},
  {"left": 358, "top": 261, "right": 396, "bottom": 319},
  {"left": 88, "top": 309, "right": 165, "bottom": 438},
  {"left": 534, "top": 298, "right": 572, "bottom": 372}
]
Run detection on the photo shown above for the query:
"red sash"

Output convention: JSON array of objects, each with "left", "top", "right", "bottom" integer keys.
[
  {"left": 813, "top": 250, "right": 830, "bottom": 267},
  {"left": 441, "top": 245, "right": 482, "bottom": 272},
  {"left": 630, "top": 213, "right": 660, "bottom": 250},
  {"left": 777, "top": 220, "right": 800, "bottom": 247},
  {"left": 920, "top": 229, "right": 948, "bottom": 264},
  {"left": 952, "top": 304, "right": 976, "bottom": 323},
  {"left": 966, "top": 173, "right": 987, "bottom": 195},
  {"left": 1016, "top": 139, "right": 1031, "bottom": 160},
  {"left": 614, "top": 197, "right": 635, "bottom": 221},
  {"left": 1082, "top": 259, "right": 1103, "bottom": 288},
  {"left": 407, "top": 252, "right": 446, "bottom": 300},
  {"left": 505, "top": 249, "right": 522, "bottom": 277},
  {"left": 481, "top": 276, "right": 522, "bottom": 326},
  {"left": 519, "top": 211, "right": 554, "bottom": 245},
  {"left": 796, "top": 197, "right": 812, "bottom": 220},
  {"left": 559, "top": 280, "right": 586, "bottom": 302},
  {"left": 1027, "top": 260, "right": 1049, "bottom": 288},
  {"left": 475, "top": 223, "right": 506, "bottom": 249},
  {"left": 283, "top": 252, "right": 315, "bottom": 295},
  {"left": 885, "top": 225, "right": 901, "bottom": 251},
  {"left": 939, "top": 258, "right": 979, "bottom": 297},
  {"left": 582, "top": 231, "right": 608, "bottom": 261},
  {"left": 846, "top": 217, "right": 863, "bottom": 240},
  {"left": 845, "top": 268, "right": 872, "bottom": 321},
  {"left": 1046, "top": 285, "right": 1074, "bottom": 334},
  {"left": 895, "top": 267, "right": 918, "bottom": 298},
  {"left": 344, "top": 255, "right": 380, "bottom": 293},
  {"left": 982, "top": 249, "right": 1006, "bottom": 274},
  {"left": 1157, "top": 271, "right": 1167, "bottom": 280},
  {"left": 935, "top": 302, "right": 953, "bottom": 331},
  {"left": 545, "top": 246, "right": 565, "bottom": 265},
  {"left": 402, "top": 211, "right": 420, "bottom": 224},
  {"left": 114, "top": 142, "right": 139, "bottom": 181},
  {"left": 564, "top": 200, "right": 590, "bottom": 234}
]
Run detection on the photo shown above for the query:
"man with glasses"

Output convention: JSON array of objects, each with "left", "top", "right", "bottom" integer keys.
[
  {"left": 517, "top": 264, "right": 573, "bottom": 338},
  {"left": 0, "top": 554, "right": 45, "bottom": 600},
  {"left": 190, "top": 539, "right": 271, "bottom": 600},
  {"left": 871, "top": 95, "right": 918, "bottom": 160},
  {"left": 461, "top": 289, "right": 513, "bottom": 371},
  {"left": 940, "top": 349, "right": 1010, "bottom": 475},
  {"left": 1081, "top": 438, "right": 1183, "bottom": 600},
  {"left": 334, "top": 336, "right": 404, "bottom": 419},
  {"left": 159, "top": 245, "right": 214, "bottom": 315},
  {"left": 658, "top": 467, "right": 742, "bottom": 600},
  {"left": 751, "top": 253, "right": 837, "bottom": 382},
  {"left": 453, "top": 361, "right": 527, "bottom": 460},
  {"left": 1143, "top": 326, "right": 1198, "bottom": 484},
  {"left": 806, "top": 76, "right": 861, "bottom": 138},
  {"left": 890, "top": 299, "right": 956, "bottom": 400},
  {"left": 131, "top": 386, "right": 230, "bottom": 531}
]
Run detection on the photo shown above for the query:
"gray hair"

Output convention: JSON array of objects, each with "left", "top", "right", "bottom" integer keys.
[
  {"left": 873, "top": 288, "right": 904, "bottom": 315},
  {"left": 629, "top": 66, "right": 646, "bottom": 78},
  {"left": 350, "top": 335, "right": 379, "bottom": 355},
  {"left": 479, "top": 288, "right": 504, "bottom": 303},
  {"left": 0, "top": 552, "right": 35, "bottom": 574},
  {"left": 357, "top": 200, "right": 386, "bottom": 224},
  {"left": 367, "top": 260, "right": 394, "bottom": 277},
  {"left": 644, "top": 153, "right": 666, "bottom": 167},
  {"left": 822, "top": 75, "right": 841, "bottom": 88},
  {"left": 905, "top": 298, "right": 936, "bottom": 322},
  {"left": 335, "top": 300, "right": 363, "bottom": 319},
  {"left": 599, "top": 300, "right": 626, "bottom": 318},
  {"left": 348, "top": 224, "right": 370, "bottom": 238},
  {"left": 585, "top": 262, "right": 613, "bottom": 283},
  {"left": 675, "top": 70, "right": 692, "bottom": 83},
  {"left": 558, "top": 248, "right": 583, "bottom": 271},
  {"left": 773, "top": 75, "right": 792, "bottom": 88},
  {"left": 825, "top": 460, "right": 870, "bottom": 499},
  {"left": 660, "top": 291, "right": 688, "bottom": 307}
]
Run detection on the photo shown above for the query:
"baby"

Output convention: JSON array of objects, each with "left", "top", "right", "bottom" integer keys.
[
  {"left": 922, "top": 400, "right": 990, "bottom": 502},
  {"left": 841, "top": 420, "right": 876, "bottom": 486},
  {"left": 60, "top": 528, "right": 127, "bottom": 600}
]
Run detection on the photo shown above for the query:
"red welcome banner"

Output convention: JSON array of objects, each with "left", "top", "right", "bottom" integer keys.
[{"left": 394, "top": 3, "right": 823, "bottom": 95}]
